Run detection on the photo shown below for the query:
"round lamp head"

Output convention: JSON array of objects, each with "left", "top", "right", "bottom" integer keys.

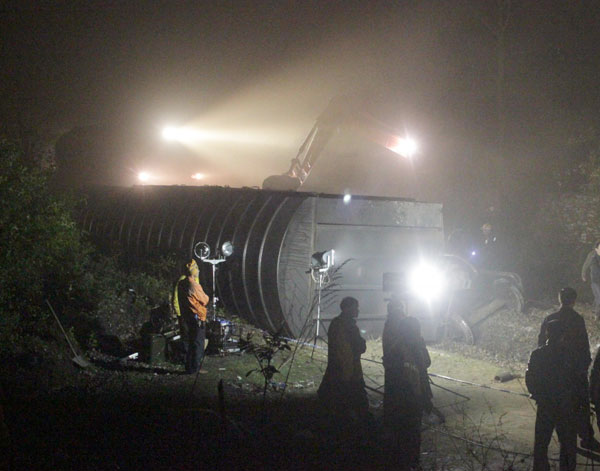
[
  {"left": 221, "top": 241, "right": 234, "bottom": 257},
  {"left": 194, "top": 241, "right": 211, "bottom": 260}
]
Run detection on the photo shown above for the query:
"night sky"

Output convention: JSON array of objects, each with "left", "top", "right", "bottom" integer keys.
[{"left": 2, "top": 1, "right": 600, "bottom": 216}]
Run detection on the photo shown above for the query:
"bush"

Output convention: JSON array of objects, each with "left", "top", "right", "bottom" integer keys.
[
  {"left": 74, "top": 252, "right": 176, "bottom": 341},
  {"left": 0, "top": 140, "right": 91, "bottom": 353},
  {"left": 0, "top": 137, "right": 182, "bottom": 392}
]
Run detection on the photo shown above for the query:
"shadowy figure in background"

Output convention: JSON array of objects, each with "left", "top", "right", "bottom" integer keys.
[
  {"left": 581, "top": 240, "right": 600, "bottom": 321},
  {"left": 176, "top": 260, "right": 209, "bottom": 374},
  {"left": 537, "top": 287, "right": 600, "bottom": 451},
  {"left": 590, "top": 347, "right": 600, "bottom": 435},
  {"left": 382, "top": 297, "right": 432, "bottom": 470},
  {"left": 317, "top": 297, "right": 369, "bottom": 423},
  {"left": 476, "top": 222, "right": 501, "bottom": 270},
  {"left": 527, "top": 319, "right": 578, "bottom": 471}
]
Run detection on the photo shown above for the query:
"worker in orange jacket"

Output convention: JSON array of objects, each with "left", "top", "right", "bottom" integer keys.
[
  {"left": 173, "top": 265, "right": 199, "bottom": 358},
  {"left": 175, "top": 260, "right": 209, "bottom": 374}
]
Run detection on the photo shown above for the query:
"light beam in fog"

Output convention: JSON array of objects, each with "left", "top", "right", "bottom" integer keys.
[{"left": 388, "top": 136, "right": 418, "bottom": 159}]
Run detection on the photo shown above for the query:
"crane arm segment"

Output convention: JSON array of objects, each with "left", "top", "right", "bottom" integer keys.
[{"left": 262, "top": 96, "right": 401, "bottom": 191}]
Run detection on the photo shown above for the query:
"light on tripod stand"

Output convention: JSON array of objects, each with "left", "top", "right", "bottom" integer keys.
[
  {"left": 193, "top": 240, "right": 235, "bottom": 354},
  {"left": 309, "top": 249, "right": 335, "bottom": 358},
  {"left": 311, "top": 249, "right": 335, "bottom": 271},
  {"left": 193, "top": 240, "right": 234, "bottom": 321}
]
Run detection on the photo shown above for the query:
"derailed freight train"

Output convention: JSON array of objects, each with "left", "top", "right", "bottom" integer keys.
[{"left": 79, "top": 185, "right": 449, "bottom": 340}]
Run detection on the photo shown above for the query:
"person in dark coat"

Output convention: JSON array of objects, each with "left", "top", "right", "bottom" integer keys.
[
  {"left": 588, "top": 346, "right": 600, "bottom": 433},
  {"left": 527, "top": 319, "right": 579, "bottom": 471},
  {"left": 382, "top": 298, "right": 432, "bottom": 470},
  {"left": 317, "top": 297, "right": 369, "bottom": 422},
  {"left": 581, "top": 240, "right": 600, "bottom": 320},
  {"left": 537, "top": 287, "right": 599, "bottom": 451}
]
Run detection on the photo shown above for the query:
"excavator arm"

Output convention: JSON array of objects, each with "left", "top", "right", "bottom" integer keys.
[{"left": 262, "top": 96, "right": 404, "bottom": 191}]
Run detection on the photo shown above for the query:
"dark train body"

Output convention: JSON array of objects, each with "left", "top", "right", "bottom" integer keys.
[{"left": 79, "top": 186, "right": 445, "bottom": 338}]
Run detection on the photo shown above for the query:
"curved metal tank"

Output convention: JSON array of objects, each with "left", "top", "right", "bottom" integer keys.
[{"left": 79, "top": 186, "right": 445, "bottom": 338}]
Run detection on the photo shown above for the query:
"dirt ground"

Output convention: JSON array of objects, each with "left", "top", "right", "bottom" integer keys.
[{"left": 3, "top": 301, "right": 600, "bottom": 470}]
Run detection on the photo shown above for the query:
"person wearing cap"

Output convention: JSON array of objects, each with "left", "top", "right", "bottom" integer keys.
[
  {"left": 537, "top": 287, "right": 599, "bottom": 451},
  {"left": 172, "top": 264, "right": 200, "bottom": 359},
  {"left": 527, "top": 319, "right": 578, "bottom": 471},
  {"left": 581, "top": 240, "right": 600, "bottom": 321},
  {"left": 175, "top": 260, "right": 209, "bottom": 374},
  {"left": 317, "top": 297, "right": 369, "bottom": 422}
]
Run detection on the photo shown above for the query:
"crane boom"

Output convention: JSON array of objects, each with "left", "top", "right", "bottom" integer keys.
[{"left": 262, "top": 96, "right": 403, "bottom": 191}]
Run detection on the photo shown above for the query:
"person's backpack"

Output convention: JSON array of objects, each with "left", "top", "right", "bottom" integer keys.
[
  {"left": 525, "top": 349, "right": 545, "bottom": 399},
  {"left": 526, "top": 346, "right": 564, "bottom": 401}
]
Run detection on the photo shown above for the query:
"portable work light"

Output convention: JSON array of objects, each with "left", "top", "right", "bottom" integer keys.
[
  {"left": 408, "top": 262, "right": 446, "bottom": 302},
  {"left": 311, "top": 249, "right": 335, "bottom": 272}
]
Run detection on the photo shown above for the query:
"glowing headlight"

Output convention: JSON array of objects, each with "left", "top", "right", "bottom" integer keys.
[
  {"left": 138, "top": 171, "right": 151, "bottom": 183},
  {"left": 408, "top": 262, "right": 446, "bottom": 301}
]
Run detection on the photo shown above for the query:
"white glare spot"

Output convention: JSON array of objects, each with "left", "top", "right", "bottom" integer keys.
[
  {"left": 162, "top": 126, "right": 178, "bottom": 141},
  {"left": 389, "top": 137, "right": 418, "bottom": 159},
  {"left": 343, "top": 194, "right": 352, "bottom": 204},
  {"left": 138, "top": 172, "right": 151, "bottom": 183},
  {"left": 408, "top": 262, "right": 446, "bottom": 301},
  {"left": 191, "top": 173, "right": 205, "bottom": 180}
]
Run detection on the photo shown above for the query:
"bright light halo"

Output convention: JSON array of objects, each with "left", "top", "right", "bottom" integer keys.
[
  {"left": 138, "top": 171, "right": 151, "bottom": 183},
  {"left": 389, "top": 137, "right": 418, "bottom": 159},
  {"left": 408, "top": 262, "right": 445, "bottom": 301}
]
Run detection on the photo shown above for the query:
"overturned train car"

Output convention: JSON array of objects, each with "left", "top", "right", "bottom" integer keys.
[{"left": 79, "top": 186, "right": 445, "bottom": 338}]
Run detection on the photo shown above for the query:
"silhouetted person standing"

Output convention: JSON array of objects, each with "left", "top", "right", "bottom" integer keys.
[
  {"left": 527, "top": 320, "right": 578, "bottom": 471},
  {"left": 537, "top": 287, "right": 599, "bottom": 451},
  {"left": 589, "top": 347, "right": 600, "bottom": 433},
  {"left": 318, "top": 297, "right": 369, "bottom": 422},
  {"left": 382, "top": 299, "right": 432, "bottom": 470},
  {"left": 581, "top": 240, "right": 600, "bottom": 320}
]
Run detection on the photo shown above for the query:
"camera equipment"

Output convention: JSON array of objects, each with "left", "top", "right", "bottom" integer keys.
[{"left": 205, "top": 318, "right": 239, "bottom": 355}]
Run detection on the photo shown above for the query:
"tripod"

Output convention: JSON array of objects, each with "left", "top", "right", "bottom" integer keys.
[
  {"left": 310, "top": 267, "right": 330, "bottom": 359},
  {"left": 204, "top": 258, "right": 226, "bottom": 321},
  {"left": 194, "top": 240, "right": 233, "bottom": 322}
]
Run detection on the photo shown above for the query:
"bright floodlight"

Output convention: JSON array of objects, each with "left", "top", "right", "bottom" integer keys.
[
  {"left": 343, "top": 194, "right": 352, "bottom": 204},
  {"left": 191, "top": 172, "right": 205, "bottom": 180},
  {"left": 408, "top": 262, "right": 445, "bottom": 301},
  {"left": 162, "top": 126, "right": 203, "bottom": 142},
  {"left": 390, "top": 137, "right": 418, "bottom": 159},
  {"left": 311, "top": 249, "right": 335, "bottom": 271},
  {"left": 162, "top": 126, "right": 178, "bottom": 141},
  {"left": 138, "top": 171, "right": 151, "bottom": 183}
]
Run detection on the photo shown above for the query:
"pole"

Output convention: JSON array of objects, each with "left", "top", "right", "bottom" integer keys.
[
  {"left": 311, "top": 270, "right": 324, "bottom": 359},
  {"left": 315, "top": 271, "right": 323, "bottom": 340},
  {"left": 212, "top": 263, "right": 217, "bottom": 321}
]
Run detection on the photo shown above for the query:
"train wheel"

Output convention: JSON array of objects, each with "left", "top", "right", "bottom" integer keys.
[
  {"left": 443, "top": 314, "right": 475, "bottom": 345},
  {"left": 493, "top": 279, "right": 524, "bottom": 313}
]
